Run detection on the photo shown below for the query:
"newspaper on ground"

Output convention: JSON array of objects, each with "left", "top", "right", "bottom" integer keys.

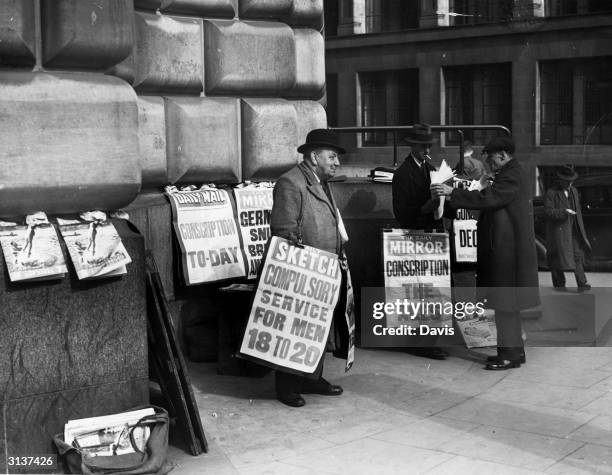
[
  {"left": 0, "top": 212, "right": 68, "bottom": 282},
  {"left": 64, "top": 408, "right": 155, "bottom": 457}
]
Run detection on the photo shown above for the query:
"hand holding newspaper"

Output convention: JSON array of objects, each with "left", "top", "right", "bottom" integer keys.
[{"left": 429, "top": 160, "right": 456, "bottom": 220}]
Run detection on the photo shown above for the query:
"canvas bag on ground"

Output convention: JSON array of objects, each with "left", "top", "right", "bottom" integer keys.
[{"left": 53, "top": 406, "right": 169, "bottom": 474}]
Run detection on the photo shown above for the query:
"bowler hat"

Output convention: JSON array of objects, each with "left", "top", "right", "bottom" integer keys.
[
  {"left": 403, "top": 123, "right": 437, "bottom": 144},
  {"left": 482, "top": 136, "right": 515, "bottom": 155},
  {"left": 556, "top": 165, "right": 578, "bottom": 181},
  {"left": 297, "top": 129, "right": 346, "bottom": 154}
]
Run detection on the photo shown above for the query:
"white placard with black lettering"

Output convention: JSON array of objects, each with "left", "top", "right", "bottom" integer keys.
[
  {"left": 239, "top": 236, "right": 342, "bottom": 374},
  {"left": 453, "top": 219, "right": 478, "bottom": 263},
  {"left": 167, "top": 188, "right": 246, "bottom": 284},
  {"left": 233, "top": 186, "right": 273, "bottom": 279},
  {"left": 382, "top": 229, "right": 452, "bottom": 329}
]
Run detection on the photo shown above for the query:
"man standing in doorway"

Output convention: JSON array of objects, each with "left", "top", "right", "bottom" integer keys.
[
  {"left": 270, "top": 128, "right": 354, "bottom": 407},
  {"left": 545, "top": 165, "right": 591, "bottom": 292},
  {"left": 431, "top": 136, "right": 540, "bottom": 370},
  {"left": 392, "top": 123, "right": 449, "bottom": 360}
]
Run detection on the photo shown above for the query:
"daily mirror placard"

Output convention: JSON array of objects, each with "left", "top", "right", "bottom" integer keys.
[
  {"left": 233, "top": 185, "right": 273, "bottom": 279},
  {"left": 240, "top": 236, "right": 341, "bottom": 374},
  {"left": 382, "top": 229, "right": 452, "bottom": 329},
  {"left": 167, "top": 187, "right": 246, "bottom": 284}
]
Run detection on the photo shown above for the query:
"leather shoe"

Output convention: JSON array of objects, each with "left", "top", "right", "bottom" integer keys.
[
  {"left": 485, "top": 359, "right": 521, "bottom": 370},
  {"left": 578, "top": 284, "right": 591, "bottom": 292},
  {"left": 413, "top": 347, "right": 447, "bottom": 360},
  {"left": 277, "top": 392, "right": 305, "bottom": 407},
  {"left": 487, "top": 352, "right": 526, "bottom": 364},
  {"left": 553, "top": 286, "right": 567, "bottom": 292},
  {"left": 302, "top": 378, "right": 343, "bottom": 396}
]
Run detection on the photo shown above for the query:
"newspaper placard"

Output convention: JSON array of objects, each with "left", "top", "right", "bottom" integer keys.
[
  {"left": 452, "top": 177, "right": 479, "bottom": 263},
  {"left": 239, "top": 236, "right": 342, "bottom": 373},
  {"left": 382, "top": 229, "right": 452, "bottom": 329},
  {"left": 0, "top": 224, "right": 67, "bottom": 282},
  {"left": 233, "top": 185, "right": 273, "bottom": 279},
  {"left": 167, "top": 187, "right": 246, "bottom": 284},
  {"left": 59, "top": 221, "right": 131, "bottom": 280},
  {"left": 453, "top": 219, "right": 478, "bottom": 263}
]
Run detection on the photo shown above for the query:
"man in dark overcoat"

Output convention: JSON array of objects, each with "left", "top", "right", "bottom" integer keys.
[
  {"left": 270, "top": 128, "right": 353, "bottom": 407},
  {"left": 544, "top": 165, "right": 591, "bottom": 291},
  {"left": 431, "top": 136, "right": 540, "bottom": 370},
  {"left": 392, "top": 123, "right": 449, "bottom": 360}
]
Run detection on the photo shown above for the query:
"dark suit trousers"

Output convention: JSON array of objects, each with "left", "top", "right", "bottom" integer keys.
[
  {"left": 275, "top": 354, "right": 325, "bottom": 395},
  {"left": 495, "top": 310, "right": 524, "bottom": 360},
  {"left": 550, "top": 234, "right": 588, "bottom": 287}
]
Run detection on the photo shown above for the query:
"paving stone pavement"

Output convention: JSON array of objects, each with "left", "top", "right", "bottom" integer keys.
[{"left": 166, "top": 273, "right": 612, "bottom": 474}]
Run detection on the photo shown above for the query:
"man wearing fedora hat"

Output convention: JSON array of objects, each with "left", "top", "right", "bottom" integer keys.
[
  {"left": 544, "top": 165, "right": 592, "bottom": 292},
  {"left": 392, "top": 123, "right": 449, "bottom": 360},
  {"left": 431, "top": 136, "right": 540, "bottom": 370},
  {"left": 270, "top": 128, "right": 353, "bottom": 407}
]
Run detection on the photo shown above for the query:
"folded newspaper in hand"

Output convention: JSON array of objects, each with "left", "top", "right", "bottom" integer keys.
[
  {"left": 430, "top": 160, "right": 456, "bottom": 220},
  {"left": 0, "top": 212, "right": 68, "bottom": 282},
  {"left": 65, "top": 408, "right": 155, "bottom": 457},
  {"left": 58, "top": 212, "right": 131, "bottom": 280}
]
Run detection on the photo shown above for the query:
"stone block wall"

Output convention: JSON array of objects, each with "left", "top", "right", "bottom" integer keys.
[{"left": 0, "top": 1, "right": 328, "bottom": 465}]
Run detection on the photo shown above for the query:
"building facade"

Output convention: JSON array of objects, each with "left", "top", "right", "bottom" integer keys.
[{"left": 324, "top": 0, "right": 612, "bottom": 188}]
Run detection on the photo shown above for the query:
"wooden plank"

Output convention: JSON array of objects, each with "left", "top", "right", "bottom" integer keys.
[
  {"left": 146, "top": 251, "right": 208, "bottom": 453},
  {"left": 147, "top": 272, "right": 202, "bottom": 456}
]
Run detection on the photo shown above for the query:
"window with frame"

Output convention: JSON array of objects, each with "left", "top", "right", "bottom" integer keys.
[
  {"left": 444, "top": 64, "right": 512, "bottom": 145},
  {"left": 448, "top": 0, "right": 511, "bottom": 25},
  {"left": 323, "top": 0, "right": 339, "bottom": 37},
  {"left": 546, "top": 0, "right": 612, "bottom": 16},
  {"left": 359, "top": 69, "right": 419, "bottom": 146},
  {"left": 540, "top": 58, "right": 612, "bottom": 145},
  {"left": 364, "top": 0, "right": 418, "bottom": 33}
]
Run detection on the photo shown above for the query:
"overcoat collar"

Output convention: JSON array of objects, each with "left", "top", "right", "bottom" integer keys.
[{"left": 298, "top": 161, "right": 338, "bottom": 218}]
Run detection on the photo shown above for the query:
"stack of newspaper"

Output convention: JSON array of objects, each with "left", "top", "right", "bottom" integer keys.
[
  {"left": 0, "top": 212, "right": 68, "bottom": 282},
  {"left": 369, "top": 167, "right": 396, "bottom": 183},
  {"left": 65, "top": 408, "right": 155, "bottom": 457},
  {"left": 430, "top": 160, "right": 456, "bottom": 219}
]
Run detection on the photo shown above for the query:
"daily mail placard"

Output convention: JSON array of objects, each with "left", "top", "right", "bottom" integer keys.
[
  {"left": 233, "top": 185, "right": 273, "bottom": 279},
  {"left": 382, "top": 229, "right": 452, "bottom": 329},
  {"left": 240, "top": 236, "right": 342, "bottom": 374},
  {"left": 167, "top": 187, "right": 246, "bottom": 284}
]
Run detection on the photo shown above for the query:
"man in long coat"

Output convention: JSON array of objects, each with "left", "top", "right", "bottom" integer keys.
[
  {"left": 270, "top": 128, "right": 353, "bottom": 407},
  {"left": 544, "top": 165, "right": 591, "bottom": 291},
  {"left": 431, "top": 136, "right": 540, "bottom": 370},
  {"left": 391, "top": 124, "right": 449, "bottom": 360}
]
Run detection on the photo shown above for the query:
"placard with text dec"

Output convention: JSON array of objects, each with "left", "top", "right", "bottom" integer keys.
[
  {"left": 382, "top": 229, "right": 452, "bottom": 329},
  {"left": 452, "top": 177, "right": 479, "bottom": 263},
  {"left": 167, "top": 187, "right": 246, "bottom": 285},
  {"left": 233, "top": 185, "right": 273, "bottom": 279},
  {"left": 239, "top": 236, "right": 342, "bottom": 374}
]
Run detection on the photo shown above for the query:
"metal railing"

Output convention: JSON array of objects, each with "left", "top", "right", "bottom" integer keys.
[{"left": 328, "top": 125, "right": 511, "bottom": 172}]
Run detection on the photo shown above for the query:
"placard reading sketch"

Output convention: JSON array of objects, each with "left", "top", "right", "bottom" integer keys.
[
  {"left": 233, "top": 185, "right": 274, "bottom": 279},
  {"left": 240, "top": 236, "right": 342, "bottom": 374},
  {"left": 167, "top": 187, "right": 246, "bottom": 285},
  {"left": 382, "top": 229, "right": 452, "bottom": 329}
]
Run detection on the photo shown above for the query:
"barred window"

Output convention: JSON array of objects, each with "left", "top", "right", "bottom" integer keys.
[
  {"left": 359, "top": 70, "right": 419, "bottom": 146},
  {"left": 540, "top": 58, "right": 612, "bottom": 145},
  {"left": 448, "top": 0, "right": 511, "bottom": 25},
  {"left": 364, "top": 0, "right": 419, "bottom": 33},
  {"left": 444, "top": 64, "right": 512, "bottom": 145}
]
